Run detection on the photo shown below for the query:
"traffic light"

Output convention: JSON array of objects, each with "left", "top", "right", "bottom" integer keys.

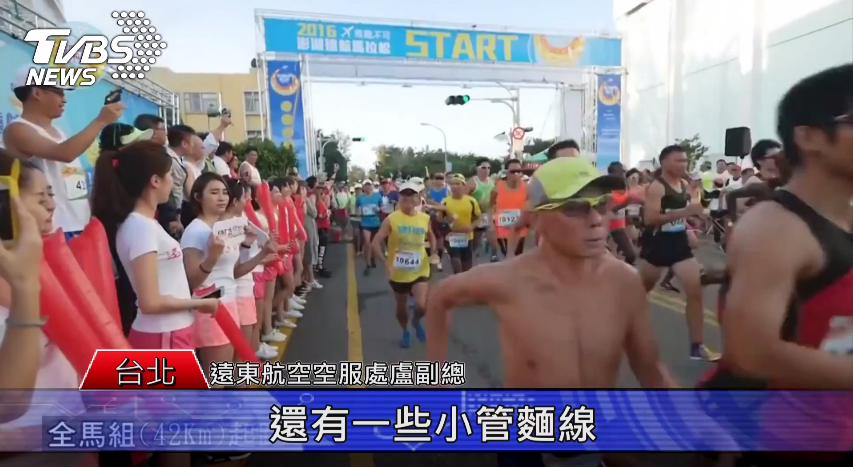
[{"left": 445, "top": 95, "right": 470, "bottom": 106}]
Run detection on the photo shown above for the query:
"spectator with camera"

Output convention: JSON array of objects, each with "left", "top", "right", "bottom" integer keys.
[{"left": 2, "top": 67, "right": 124, "bottom": 240}]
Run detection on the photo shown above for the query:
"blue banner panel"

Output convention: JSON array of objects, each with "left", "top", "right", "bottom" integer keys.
[
  {"left": 263, "top": 18, "right": 621, "bottom": 68},
  {"left": 595, "top": 74, "right": 622, "bottom": 170},
  {"left": 266, "top": 60, "right": 308, "bottom": 178},
  {"left": 2, "top": 390, "right": 845, "bottom": 452},
  {"left": 0, "top": 31, "right": 161, "bottom": 188}
]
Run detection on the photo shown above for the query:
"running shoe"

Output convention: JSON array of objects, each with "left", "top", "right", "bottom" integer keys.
[
  {"left": 690, "top": 344, "right": 721, "bottom": 362},
  {"left": 288, "top": 298, "right": 305, "bottom": 311},
  {"left": 490, "top": 255, "right": 499, "bottom": 263},
  {"left": 277, "top": 319, "right": 297, "bottom": 329},
  {"left": 363, "top": 267, "right": 370, "bottom": 277},
  {"left": 399, "top": 330, "right": 411, "bottom": 349},
  {"left": 317, "top": 268, "right": 332, "bottom": 278},
  {"left": 261, "top": 329, "right": 287, "bottom": 343},
  {"left": 660, "top": 281, "right": 680, "bottom": 293},
  {"left": 413, "top": 322, "right": 426, "bottom": 342},
  {"left": 310, "top": 280, "right": 323, "bottom": 289},
  {"left": 261, "top": 342, "right": 279, "bottom": 353},
  {"left": 282, "top": 309, "right": 303, "bottom": 319},
  {"left": 256, "top": 345, "right": 277, "bottom": 360},
  {"left": 292, "top": 295, "right": 306, "bottom": 306}
]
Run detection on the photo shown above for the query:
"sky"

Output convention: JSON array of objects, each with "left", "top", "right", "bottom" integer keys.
[{"left": 63, "top": 0, "right": 615, "bottom": 169}]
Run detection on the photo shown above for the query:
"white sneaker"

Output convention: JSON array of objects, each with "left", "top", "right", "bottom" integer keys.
[
  {"left": 277, "top": 319, "right": 297, "bottom": 329},
  {"left": 292, "top": 295, "right": 306, "bottom": 305},
  {"left": 282, "top": 309, "right": 303, "bottom": 319},
  {"left": 309, "top": 280, "right": 323, "bottom": 289},
  {"left": 261, "top": 342, "right": 279, "bottom": 353},
  {"left": 256, "top": 345, "right": 277, "bottom": 359},
  {"left": 261, "top": 329, "right": 287, "bottom": 343},
  {"left": 288, "top": 299, "right": 305, "bottom": 310}
]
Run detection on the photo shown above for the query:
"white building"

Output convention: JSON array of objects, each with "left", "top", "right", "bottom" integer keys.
[{"left": 616, "top": 0, "right": 853, "bottom": 167}]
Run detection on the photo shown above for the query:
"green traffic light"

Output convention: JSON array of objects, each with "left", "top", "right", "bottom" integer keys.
[{"left": 461, "top": 95, "right": 470, "bottom": 103}]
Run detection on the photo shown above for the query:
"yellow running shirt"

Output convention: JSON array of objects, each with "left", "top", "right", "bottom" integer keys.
[
  {"left": 387, "top": 210, "right": 431, "bottom": 283},
  {"left": 441, "top": 195, "right": 481, "bottom": 241}
]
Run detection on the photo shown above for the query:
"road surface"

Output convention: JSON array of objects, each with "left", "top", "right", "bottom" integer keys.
[{"left": 245, "top": 238, "right": 727, "bottom": 467}]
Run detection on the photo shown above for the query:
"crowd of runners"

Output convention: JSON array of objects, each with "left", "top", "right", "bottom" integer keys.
[
  {"left": 0, "top": 54, "right": 850, "bottom": 467},
  {"left": 350, "top": 64, "right": 852, "bottom": 466}
]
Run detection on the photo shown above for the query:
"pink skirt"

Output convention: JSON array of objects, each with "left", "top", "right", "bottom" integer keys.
[
  {"left": 194, "top": 300, "right": 239, "bottom": 348},
  {"left": 237, "top": 296, "right": 257, "bottom": 326},
  {"left": 128, "top": 325, "right": 195, "bottom": 350}
]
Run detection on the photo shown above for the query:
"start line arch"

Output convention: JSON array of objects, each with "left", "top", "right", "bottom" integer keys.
[{"left": 252, "top": 10, "right": 624, "bottom": 177}]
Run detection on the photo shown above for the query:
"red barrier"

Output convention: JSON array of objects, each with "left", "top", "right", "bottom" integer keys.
[
  {"left": 43, "top": 231, "right": 131, "bottom": 351},
  {"left": 68, "top": 219, "right": 121, "bottom": 328},
  {"left": 214, "top": 304, "right": 260, "bottom": 363},
  {"left": 39, "top": 262, "right": 102, "bottom": 378}
]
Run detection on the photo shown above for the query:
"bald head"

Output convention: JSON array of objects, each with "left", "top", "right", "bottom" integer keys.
[{"left": 189, "top": 135, "right": 205, "bottom": 161}]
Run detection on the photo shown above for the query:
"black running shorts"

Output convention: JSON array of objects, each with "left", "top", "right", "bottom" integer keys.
[
  {"left": 389, "top": 276, "right": 429, "bottom": 295},
  {"left": 639, "top": 231, "right": 693, "bottom": 268}
]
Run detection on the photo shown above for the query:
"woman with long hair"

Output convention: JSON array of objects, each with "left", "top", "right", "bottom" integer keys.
[
  {"left": 96, "top": 123, "right": 155, "bottom": 335},
  {"left": 180, "top": 173, "right": 247, "bottom": 377},
  {"left": 0, "top": 153, "right": 90, "bottom": 466},
  {"left": 283, "top": 177, "right": 309, "bottom": 303},
  {"left": 246, "top": 190, "right": 286, "bottom": 359},
  {"left": 267, "top": 179, "right": 302, "bottom": 328},
  {"left": 91, "top": 141, "right": 219, "bottom": 467},
  {"left": 222, "top": 178, "right": 278, "bottom": 359},
  {"left": 302, "top": 177, "right": 321, "bottom": 289}
]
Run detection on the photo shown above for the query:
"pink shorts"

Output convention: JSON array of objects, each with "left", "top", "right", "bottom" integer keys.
[
  {"left": 194, "top": 300, "right": 239, "bottom": 348},
  {"left": 253, "top": 266, "right": 277, "bottom": 299},
  {"left": 237, "top": 296, "right": 257, "bottom": 326},
  {"left": 128, "top": 324, "right": 195, "bottom": 349}
]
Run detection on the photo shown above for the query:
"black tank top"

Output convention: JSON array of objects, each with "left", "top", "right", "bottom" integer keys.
[
  {"left": 644, "top": 177, "right": 689, "bottom": 236},
  {"left": 704, "top": 190, "right": 853, "bottom": 388}
]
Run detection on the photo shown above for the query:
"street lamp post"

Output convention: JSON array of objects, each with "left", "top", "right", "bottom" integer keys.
[{"left": 420, "top": 122, "right": 448, "bottom": 172}]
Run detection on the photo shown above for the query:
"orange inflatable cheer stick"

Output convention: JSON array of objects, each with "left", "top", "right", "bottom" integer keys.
[
  {"left": 68, "top": 219, "right": 121, "bottom": 328},
  {"left": 256, "top": 184, "right": 285, "bottom": 275},
  {"left": 213, "top": 303, "right": 260, "bottom": 364},
  {"left": 39, "top": 258, "right": 102, "bottom": 378},
  {"left": 43, "top": 230, "right": 131, "bottom": 351}
]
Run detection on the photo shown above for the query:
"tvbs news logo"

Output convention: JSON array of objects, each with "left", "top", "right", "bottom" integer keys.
[{"left": 23, "top": 11, "right": 167, "bottom": 87}]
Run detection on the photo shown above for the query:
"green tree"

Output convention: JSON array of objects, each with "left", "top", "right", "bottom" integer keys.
[
  {"left": 348, "top": 165, "right": 366, "bottom": 184},
  {"left": 233, "top": 139, "right": 297, "bottom": 180},
  {"left": 675, "top": 134, "right": 709, "bottom": 171},
  {"left": 372, "top": 145, "right": 500, "bottom": 179}
]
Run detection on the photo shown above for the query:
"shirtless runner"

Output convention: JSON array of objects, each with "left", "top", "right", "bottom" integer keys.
[{"left": 426, "top": 157, "right": 677, "bottom": 467}]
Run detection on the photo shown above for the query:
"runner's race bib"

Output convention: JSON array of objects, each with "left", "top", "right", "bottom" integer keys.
[
  {"left": 393, "top": 251, "right": 421, "bottom": 271},
  {"left": 614, "top": 208, "right": 625, "bottom": 220},
  {"left": 498, "top": 209, "right": 520, "bottom": 227},
  {"left": 64, "top": 170, "right": 88, "bottom": 200},
  {"left": 361, "top": 205, "right": 377, "bottom": 216},
  {"left": 447, "top": 233, "right": 469, "bottom": 248},
  {"left": 627, "top": 205, "right": 641, "bottom": 216},
  {"left": 820, "top": 316, "right": 853, "bottom": 355},
  {"left": 477, "top": 214, "right": 489, "bottom": 228},
  {"left": 660, "top": 209, "right": 686, "bottom": 232}
]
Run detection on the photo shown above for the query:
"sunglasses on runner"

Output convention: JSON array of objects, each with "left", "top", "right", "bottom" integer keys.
[
  {"left": 434, "top": 176, "right": 444, "bottom": 181},
  {"left": 546, "top": 194, "right": 613, "bottom": 218},
  {"left": 508, "top": 169, "right": 522, "bottom": 174}
]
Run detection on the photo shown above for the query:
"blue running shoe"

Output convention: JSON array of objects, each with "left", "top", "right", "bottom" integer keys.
[
  {"left": 399, "top": 330, "right": 411, "bottom": 348},
  {"left": 414, "top": 322, "right": 426, "bottom": 342}
]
